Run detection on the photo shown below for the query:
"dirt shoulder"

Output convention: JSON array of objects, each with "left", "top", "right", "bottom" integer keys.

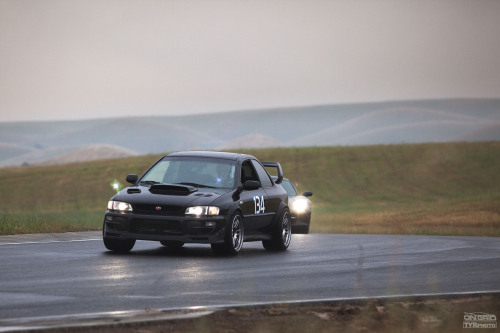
[{"left": 28, "top": 293, "right": 499, "bottom": 333}]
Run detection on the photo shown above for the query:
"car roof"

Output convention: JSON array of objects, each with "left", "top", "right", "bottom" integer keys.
[{"left": 166, "top": 151, "right": 256, "bottom": 161}]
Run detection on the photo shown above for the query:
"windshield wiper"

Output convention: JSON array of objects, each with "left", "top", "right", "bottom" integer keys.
[
  {"left": 139, "top": 180, "right": 161, "bottom": 185},
  {"left": 176, "top": 182, "right": 216, "bottom": 189}
]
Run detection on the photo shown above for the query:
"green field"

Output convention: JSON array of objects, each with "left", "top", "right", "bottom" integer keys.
[{"left": 1, "top": 142, "right": 499, "bottom": 236}]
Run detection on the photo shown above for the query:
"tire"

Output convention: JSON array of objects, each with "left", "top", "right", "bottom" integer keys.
[
  {"left": 211, "top": 211, "right": 244, "bottom": 255},
  {"left": 263, "top": 208, "right": 291, "bottom": 251},
  {"left": 103, "top": 238, "right": 136, "bottom": 253},
  {"left": 160, "top": 240, "right": 185, "bottom": 248}
]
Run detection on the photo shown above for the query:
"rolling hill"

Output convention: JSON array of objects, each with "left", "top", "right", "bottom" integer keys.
[{"left": 0, "top": 98, "right": 499, "bottom": 167}]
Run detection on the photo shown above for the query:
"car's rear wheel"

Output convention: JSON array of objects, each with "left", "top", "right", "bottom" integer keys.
[
  {"left": 160, "top": 240, "right": 184, "bottom": 248},
  {"left": 103, "top": 238, "right": 136, "bottom": 253},
  {"left": 263, "top": 208, "right": 291, "bottom": 251},
  {"left": 211, "top": 212, "right": 244, "bottom": 255}
]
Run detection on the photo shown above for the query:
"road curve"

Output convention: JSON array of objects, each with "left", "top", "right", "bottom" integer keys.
[{"left": 0, "top": 232, "right": 499, "bottom": 328}]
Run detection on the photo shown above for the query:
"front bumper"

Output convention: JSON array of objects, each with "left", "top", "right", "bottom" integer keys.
[
  {"left": 290, "top": 212, "right": 311, "bottom": 234},
  {"left": 103, "top": 211, "right": 227, "bottom": 244}
]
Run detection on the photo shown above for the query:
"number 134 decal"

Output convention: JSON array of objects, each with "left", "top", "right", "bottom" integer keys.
[{"left": 253, "top": 195, "right": 266, "bottom": 214}]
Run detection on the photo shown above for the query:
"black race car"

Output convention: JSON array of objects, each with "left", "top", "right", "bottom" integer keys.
[{"left": 103, "top": 151, "right": 291, "bottom": 255}]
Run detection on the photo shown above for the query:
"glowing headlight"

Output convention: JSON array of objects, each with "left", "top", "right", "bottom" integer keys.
[
  {"left": 290, "top": 197, "right": 309, "bottom": 214},
  {"left": 185, "top": 206, "right": 220, "bottom": 216},
  {"left": 107, "top": 200, "right": 133, "bottom": 212}
]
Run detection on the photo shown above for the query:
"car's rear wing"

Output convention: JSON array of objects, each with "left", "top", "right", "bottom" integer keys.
[{"left": 261, "top": 161, "right": 283, "bottom": 184}]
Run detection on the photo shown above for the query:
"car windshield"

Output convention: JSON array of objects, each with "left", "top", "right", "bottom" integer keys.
[
  {"left": 281, "top": 179, "right": 298, "bottom": 196},
  {"left": 140, "top": 157, "right": 236, "bottom": 189}
]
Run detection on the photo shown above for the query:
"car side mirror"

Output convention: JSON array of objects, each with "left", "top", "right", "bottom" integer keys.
[
  {"left": 302, "top": 191, "right": 313, "bottom": 197},
  {"left": 243, "top": 180, "right": 260, "bottom": 191},
  {"left": 126, "top": 174, "right": 138, "bottom": 184}
]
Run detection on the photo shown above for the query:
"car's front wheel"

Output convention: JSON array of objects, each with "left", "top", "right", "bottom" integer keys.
[
  {"left": 263, "top": 208, "right": 291, "bottom": 251},
  {"left": 103, "top": 238, "right": 136, "bottom": 253},
  {"left": 211, "top": 211, "right": 244, "bottom": 255}
]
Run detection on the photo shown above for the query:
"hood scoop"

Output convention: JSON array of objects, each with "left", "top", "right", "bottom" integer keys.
[
  {"left": 127, "top": 188, "right": 141, "bottom": 194},
  {"left": 149, "top": 184, "right": 197, "bottom": 195}
]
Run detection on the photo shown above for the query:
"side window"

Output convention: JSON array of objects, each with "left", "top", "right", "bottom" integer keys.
[
  {"left": 241, "top": 160, "right": 259, "bottom": 184},
  {"left": 251, "top": 160, "right": 273, "bottom": 188}
]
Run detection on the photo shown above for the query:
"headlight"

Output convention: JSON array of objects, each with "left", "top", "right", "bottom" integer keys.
[
  {"left": 107, "top": 200, "right": 133, "bottom": 213},
  {"left": 290, "top": 197, "right": 310, "bottom": 214},
  {"left": 185, "top": 206, "right": 220, "bottom": 217}
]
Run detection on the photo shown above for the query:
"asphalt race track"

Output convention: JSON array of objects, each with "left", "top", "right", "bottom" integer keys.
[{"left": 0, "top": 232, "right": 499, "bottom": 329}]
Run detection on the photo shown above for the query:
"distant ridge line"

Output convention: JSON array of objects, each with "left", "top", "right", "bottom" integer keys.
[{"left": 0, "top": 98, "right": 498, "bottom": 167}]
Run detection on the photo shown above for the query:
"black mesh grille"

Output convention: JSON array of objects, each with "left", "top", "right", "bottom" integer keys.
[
  {"left": 130, "top": 218, "right": 184, "bottom": 235},
  {"left": 132, "top": 204, "right": 184, "bottom": 216}
]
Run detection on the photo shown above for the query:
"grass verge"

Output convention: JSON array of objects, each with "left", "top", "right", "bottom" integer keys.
[
  {"left": 0, "top": 211, "right": 103, "bottom": 235},
  {"left": 312, "top": 199, "right": 500, "bottom": 236},
  {"left": 29, "top": 294, "right": 500, "bottom": 333}
]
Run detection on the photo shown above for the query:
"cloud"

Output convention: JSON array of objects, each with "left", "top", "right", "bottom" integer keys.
[{"left": 1, "top": 0, "right": 499, "bottom": 121}]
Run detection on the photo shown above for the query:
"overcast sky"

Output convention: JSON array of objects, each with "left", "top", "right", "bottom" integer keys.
[{"left": 1, "top": 0, "right": 499, "bottom": 122}]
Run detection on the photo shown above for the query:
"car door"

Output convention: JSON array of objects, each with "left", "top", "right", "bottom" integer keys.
[
  {"left": 250, "top": 159, "right": 281, "bottom": 227},
  {"left": 238, "top": 159, "right": 274, "bottom": 234}
]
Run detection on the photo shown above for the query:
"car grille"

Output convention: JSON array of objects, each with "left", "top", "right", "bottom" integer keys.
[
  {"left": 132, "top": 204, "right": 184, "bottom": 216},
  {"left": 130, "top": 218, "right": 184, "bottom": 235}
]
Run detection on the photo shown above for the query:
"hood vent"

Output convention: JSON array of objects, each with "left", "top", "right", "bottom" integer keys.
[
  {"left": 194, "top": 193, "right": 214, "bottom": 197},
  {"left": 149, "top": 184, "right": 197, "bottom": 195},
  {"left": 127, "top": 188, "right": 141, "bottom": 194}
]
